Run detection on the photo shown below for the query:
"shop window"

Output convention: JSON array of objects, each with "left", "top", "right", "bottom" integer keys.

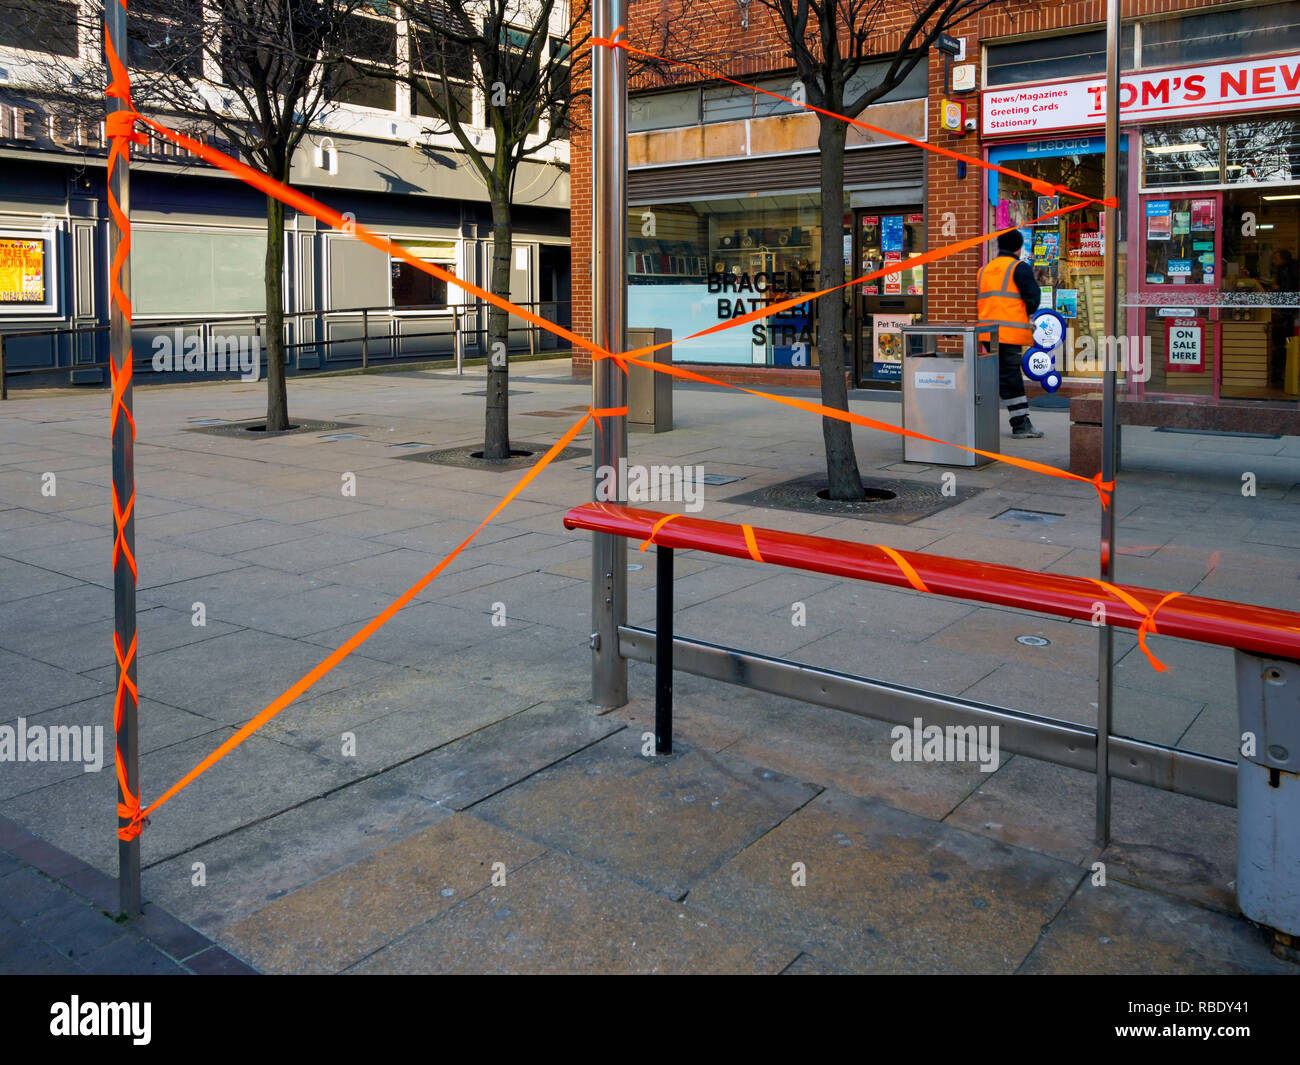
[
  {"left": 0, "top": 0, "right": 78, "bottom": 57},
  {"left": 1143, "top": 120, "right": 1300, "bottom": 187},
  {"left": 988, "top": 140, "right": 1129, "bottom": 379},
  {"left": 626, "top": 195, "right": 823, "bottom": 367},
  {"left": 1141, "top": 1, "right": 1300, "bottom": 68},
  {"left": 392, "top": 241, "right": 457, "bottom": 309},
  {"left": 702, "top": 59, "right": 928, "bottom": 124},
  {"left": 986, "top": 27, "right": 1135, "bottom": 88},
  {"left": 133, "top": 228, "right": 267, "bottom": 317},
  {"left": 629, "top": 89, "right": 701, "bottom": 132},
  {"left": 1142, "top": 125, "right": 1222, "bottom": 188},
  {"left": 548, "top": 35, "right": 572, "bottom": 135}
]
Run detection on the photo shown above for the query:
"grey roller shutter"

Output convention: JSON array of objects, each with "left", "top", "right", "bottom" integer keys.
[{"left": 628, "top": 146, "right": 922, "bottom": 204}]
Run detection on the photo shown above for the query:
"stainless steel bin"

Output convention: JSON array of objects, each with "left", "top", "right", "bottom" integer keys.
[{"left": 900, "top": 324, "right": 999, "bottom": 467}]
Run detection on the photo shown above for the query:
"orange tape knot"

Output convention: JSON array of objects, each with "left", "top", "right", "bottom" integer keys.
[
  {"left": 877, "top": 545, "right": 930, "bottom": 594},
  {"left": 105, "top": 109, "right": 146, "bottom": 146},
  {"left": 639, "top": 512, "right": 682, "bottom": 552},
  {"left": 1094, "top": 582, "right": 1183, "bottom": 672},
  {"left": 591, "top": 25, "right": 630, "bottom": 51}
]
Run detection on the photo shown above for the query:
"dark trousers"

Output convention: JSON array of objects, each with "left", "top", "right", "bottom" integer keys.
[{"left": 997, "top": 343, "right": 1030, "bottom": 423}]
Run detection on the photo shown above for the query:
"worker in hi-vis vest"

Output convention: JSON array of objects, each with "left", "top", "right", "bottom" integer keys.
[{"left": 977, "top": 229, "right": 1043, "bottom": 439}]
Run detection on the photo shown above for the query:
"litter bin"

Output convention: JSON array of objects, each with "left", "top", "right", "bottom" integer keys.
[
  {"left": 900, "top": 324, "right": 998, "bottom": 467},
  {"left": 626, "top": 327, "right": 673, "bottom": 433}
]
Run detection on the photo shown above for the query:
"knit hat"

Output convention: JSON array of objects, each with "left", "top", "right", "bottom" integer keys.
[{"left": 997, "top": 229, "right": 1024, "bottom": 256}]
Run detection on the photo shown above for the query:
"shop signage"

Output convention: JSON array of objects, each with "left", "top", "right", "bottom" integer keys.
[
  {"left": 1166, "top": 317, "right": 1204, "bottom": 371},
  {"left": 0, "top": 96, "right": 236, "bottom": 163},
  {"left": 0, "top": 236, "right": 45, "bottom": 303},
  {"left": 982, "top": 51, "right": 1300, "bottom": 136}
]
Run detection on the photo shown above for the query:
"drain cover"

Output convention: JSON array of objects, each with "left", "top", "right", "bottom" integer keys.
[
  {"left": 1016, "top": 635, "right": 1051, "bottom": 647},
  {"left": 319, "top": 433, "right": 365, "bottom": 441},
  {"left": 388, "top": 442, "right": 431, "bottom": 450}
]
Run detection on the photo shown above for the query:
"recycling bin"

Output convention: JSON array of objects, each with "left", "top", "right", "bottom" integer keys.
[{"left": 900, "top": 323, "right": 999, "bottom": 467}]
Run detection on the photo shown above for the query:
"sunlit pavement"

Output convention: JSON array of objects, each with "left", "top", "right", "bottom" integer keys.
[{"left": 1, "top": 362, "right": 1295, "bottom": 973}]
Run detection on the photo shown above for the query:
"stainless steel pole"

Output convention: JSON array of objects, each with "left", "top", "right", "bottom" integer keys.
[
  {"left": 590, "top": 1, "right": 628, "bottom": 709},
  {"left": 1096, "top": 0, "right": 1122, "bottom": 847},
  {"left": 106, "top": 0, "right": 141, "bottom": 915}
]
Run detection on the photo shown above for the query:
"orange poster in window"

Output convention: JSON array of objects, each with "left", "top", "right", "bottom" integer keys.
[{"left": 0, "top": 238, "right": 46, "bottom": 303}]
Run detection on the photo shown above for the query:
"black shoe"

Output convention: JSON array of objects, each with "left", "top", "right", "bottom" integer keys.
[{"left": 1011, "top": 418, "right": 1044, "bottom": 439}]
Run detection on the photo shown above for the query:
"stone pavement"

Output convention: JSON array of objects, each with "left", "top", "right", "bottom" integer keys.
[{"left": 0, "top": 360, "right": 1296, "bottom": 973}]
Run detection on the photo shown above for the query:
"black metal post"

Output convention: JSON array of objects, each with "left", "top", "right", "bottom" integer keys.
[{"left": 656, "top": 546, "right": 673, "bottom": 754}]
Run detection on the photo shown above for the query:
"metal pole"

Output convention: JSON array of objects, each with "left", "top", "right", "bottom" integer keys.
[
  {"left": 590, "top": 0, "right": 628, "bottom": 709},
  {"left": 106, "top": 0, "right": 141, "bottom": 916},
  {"left": 1096, "top": 0, "right": 1122, "bottom": 847},
  {"left": 656, "top": 546, "right": 673, "bottom": 753},
  {"left": 361, "top": 307, "right": 369, "bottom": 370}
]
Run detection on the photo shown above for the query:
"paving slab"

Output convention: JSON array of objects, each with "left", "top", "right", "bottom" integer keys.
[
  {"left": 347, "top": 848, "right": 798, "bottom": 975},
  {"left": 688, "top": 787, "right": 1082, "bottom": 974},
  {"left": 1018, "top": 879, "right": 1293, "bottom": 975},
  {"left": 221, "top": 813, "right": 546, "bottom": 974},
  {"left": 471, "top": 731, "right": 821, "bottom": 900}
]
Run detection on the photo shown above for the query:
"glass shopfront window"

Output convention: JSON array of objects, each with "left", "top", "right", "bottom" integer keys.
[
  {"left": 987, "top": 138, "right": 1129, "bottom": 379},
  {"left": 627, "top": 195, "right": 825, "bottom": 366}
]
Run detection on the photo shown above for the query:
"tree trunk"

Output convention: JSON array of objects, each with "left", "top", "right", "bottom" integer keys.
[
  {"left": 816, "top": 117, "right": 865, "bottom": 500},
  {"left": 263, "top": 192, "right": 289, "bottom": 431},
  {"left": 483, "top": 192, "right": 513, "bottom": 461}
]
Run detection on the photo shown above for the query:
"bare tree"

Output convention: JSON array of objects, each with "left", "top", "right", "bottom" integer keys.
[
  {"left": 1, "top": 0, "right": 373, "bottom": 431},
  {"left": 389, "top": 0, "right": 589, "bottom": 461},
  {"left": 649, "top": 0, "right": 996, "bottom": 500}
]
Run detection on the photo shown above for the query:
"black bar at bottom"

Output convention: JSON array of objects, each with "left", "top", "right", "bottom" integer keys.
[{"left": 656, "top": 546, "right": 673, "bottom": 754}]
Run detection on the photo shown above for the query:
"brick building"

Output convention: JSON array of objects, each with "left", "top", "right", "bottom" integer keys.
[{"left": 569, "top": 0, "right": 1300, "bottom": 410}]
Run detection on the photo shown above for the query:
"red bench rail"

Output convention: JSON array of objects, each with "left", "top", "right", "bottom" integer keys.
[{"left": 564, "top": 503, "right": 1300, "bottom": 662}]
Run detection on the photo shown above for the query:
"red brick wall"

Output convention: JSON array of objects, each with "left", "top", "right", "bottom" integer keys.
[{"left": 571, "top": 0, "right": 1245, "bottom": 377}]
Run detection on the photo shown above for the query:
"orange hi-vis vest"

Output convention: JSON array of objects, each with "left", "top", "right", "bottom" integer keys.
[{"left": 977, "top": 255, "right": 1033, "bottom": 346}]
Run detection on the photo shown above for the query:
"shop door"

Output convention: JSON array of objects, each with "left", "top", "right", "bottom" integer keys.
[
  {"left": 1137, "top": 192, "right": 1222, "bottom": 399},
  {"left": 855, "top": 207, "right": 925, "bottom": 388}
]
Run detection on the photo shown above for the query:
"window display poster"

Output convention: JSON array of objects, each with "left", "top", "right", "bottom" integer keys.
[
  {"left": 1166, "top": 317, "right": 1204, "bottom": 371},
  {"left": 1017, "top": 228, "right": 1034, "bottom": 262},
  {"left": 881, "top": 215, "right": 905, "bottom": 253},
  {"left": 1172, "top": 211, "right": 1191, "bottom": 237},
  {"left": 1146, "top": 200, "right": 1171, "bottom": 240},
  {"left": 1055, "top": 288, "right": 1078, "bottom": 318},
  {"left": 1040, "top": 286, "right": 1054, "bottom": 314},
  {"left": 872, "top": 313, "right": 913, "bottom": 378},
  {"left": 996, "top": 200, "right": 1011, "bottom": 228},
  {"left": 1037, "top": 195, "right": 1059, "bottom": 219},
  {"left": 0, "top": 238, "right": 45, "bottom": 303},
  {"left": 1167, "top": 259, "right": 1192, "bottom": 279},
  {"left": 906, "top": 213, "right": 924, "bottom": 224},
  {"left": 1191, "top": 199, "right": 1216, "bottom": 230}
]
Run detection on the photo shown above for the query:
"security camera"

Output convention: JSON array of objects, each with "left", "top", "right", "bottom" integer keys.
[{"left": 963, "top": 117, "right": 977, "bottom": 132}]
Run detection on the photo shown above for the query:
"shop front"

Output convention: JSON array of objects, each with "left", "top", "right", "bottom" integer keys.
[
  {"left": 981, "top": 39, "right": 1300, "bottom": 406},
  {"left": 626, "top": 146, "right": 924, "bottom": 381}
]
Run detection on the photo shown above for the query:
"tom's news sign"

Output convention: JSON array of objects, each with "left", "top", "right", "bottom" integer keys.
[{"left": 983, "top": 52, "right": 1300, "bottom": 136}]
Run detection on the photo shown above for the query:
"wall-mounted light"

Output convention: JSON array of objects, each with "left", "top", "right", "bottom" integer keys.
[{"left": 314, "top": 136, "right": 338, "bottom": 175}]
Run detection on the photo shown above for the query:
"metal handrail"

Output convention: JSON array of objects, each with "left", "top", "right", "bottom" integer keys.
[{"left": 0, "top": 299, "right": 573, "bottom": 397}]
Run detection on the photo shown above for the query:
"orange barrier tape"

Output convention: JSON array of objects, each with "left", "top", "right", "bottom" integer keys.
[
  {"left": 117, "top": 108, "right": 1108, "bottom": 505},
  {"left": 1094, "top": 581, "right": 1184, "bottom": 672},
  {"left": 592, "top": 30, "right": 1116, "bottom": 210},
  {"left": 639, "top": 512, "right": 683, "bottom": 551},
  {"left": 878, "top": 545, "right": 930, "bottom": 594},
  {"left": 124, "top": 407, "right": 597, "bottom": 836},
  {"left": 741, "top": 524, "right": 764, "bottom": 563}
]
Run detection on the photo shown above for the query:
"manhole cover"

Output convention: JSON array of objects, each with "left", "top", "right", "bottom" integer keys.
[
  {"left": 722, "top": 473, "right": 980, "bottom": 525},
  {"left": 389, "top": 442, "right": 431, "bottom": 450},
  {"left": 319, "top": 432, "right": 366, "bottom": 441},
  {"left": 995, "top": 508, "right": 1063, "bottom": 524},
  {"left": 1016, "top": 635, "right": 1051, "bottom": 647}
]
